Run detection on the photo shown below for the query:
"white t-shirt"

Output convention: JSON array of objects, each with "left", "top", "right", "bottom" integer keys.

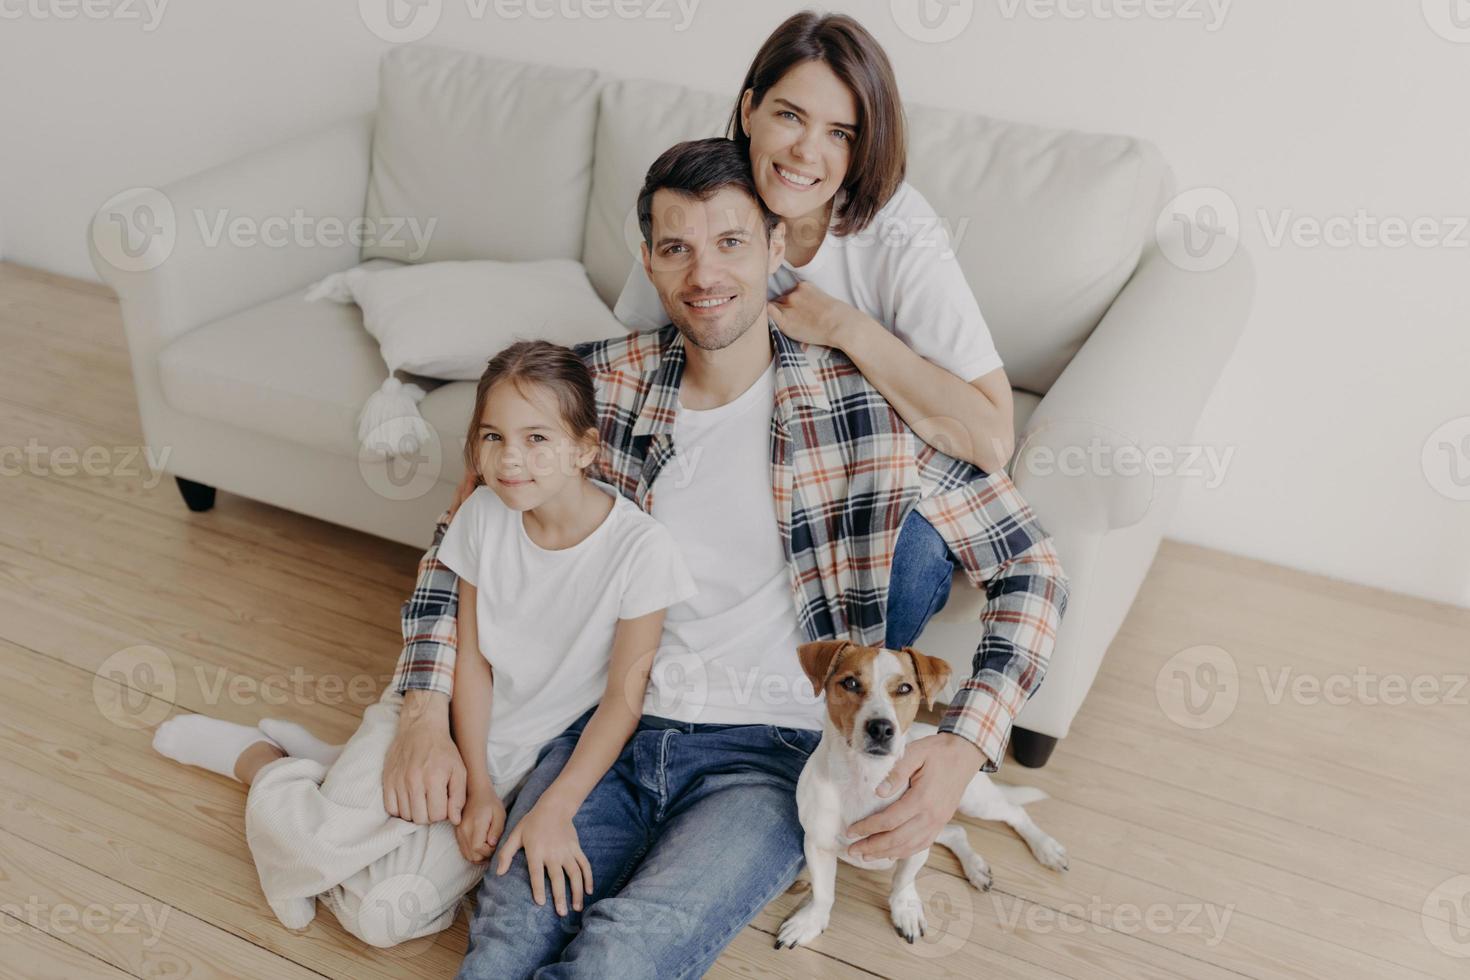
[
  {"left": 614, "top": 181, "right": 1003, "bottom": 382},
  {"left": 437, "top": 481, "right": 697, "bottom": 798},
  {"left": 643, "top": 360, "right": 826, "bottom": 730}
]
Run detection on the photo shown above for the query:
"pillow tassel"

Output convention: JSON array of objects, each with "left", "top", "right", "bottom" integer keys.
[{"left": 358, "top": 376, "right": 432, "bottom": 459}]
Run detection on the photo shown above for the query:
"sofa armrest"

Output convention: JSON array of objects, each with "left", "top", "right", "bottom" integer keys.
[
  {"left": 87, "top": 111, "right": 375, "bottom": 365},
  {"left": 1012, "top": 233, "right": 1256, "bottom": 533}
]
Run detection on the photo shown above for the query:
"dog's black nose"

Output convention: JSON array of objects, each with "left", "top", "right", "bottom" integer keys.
[{"left": 865, "top": 718, "right": 894, "bottom": 743}]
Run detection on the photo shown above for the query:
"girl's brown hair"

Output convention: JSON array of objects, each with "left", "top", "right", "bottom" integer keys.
[
  {"left": 464, "top": 340, "right": 599, "bottom": 483},
  {"left": 727, "top": 11, "right": 906, "bottom": 237}
]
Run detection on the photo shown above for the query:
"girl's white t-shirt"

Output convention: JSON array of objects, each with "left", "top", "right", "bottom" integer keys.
[
  {"left": 613, "top": 180, "right": 1004, "bottom": 382},
  {"left": 436, "top": 481, "right": 697, "bottom": 799}
]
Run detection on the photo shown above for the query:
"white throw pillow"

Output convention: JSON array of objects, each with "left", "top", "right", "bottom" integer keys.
[{"left": 306, "top": 258, "right": 625, "bottom": 458}]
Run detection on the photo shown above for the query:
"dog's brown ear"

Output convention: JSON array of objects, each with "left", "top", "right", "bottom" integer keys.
[
  {"left": 797, "top": 640, "right": 853, "bottom": 694},
  {"left": 901, "top": 647, "right": 952, "bottom": 709}
]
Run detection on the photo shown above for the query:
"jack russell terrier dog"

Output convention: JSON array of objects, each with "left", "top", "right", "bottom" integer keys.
[{"left": 777, "top": 639, "right": 1068, "bottom": 949}]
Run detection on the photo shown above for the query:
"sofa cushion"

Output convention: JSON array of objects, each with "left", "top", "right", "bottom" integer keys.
[
  {"left": 905, "top": 104, "right": 1168, "bottom": 395},
  {"left": 582, "top": 78, "right": 1168, "bottom": 396},
  {"left": 580, "top": 78, "right": 732, "bottom": 308},
  {"left": 158, "top": 285, "right": 387, "bottom": 457},
  {"left": 363, "top": 45, "right": 600, "bottom": 265}
]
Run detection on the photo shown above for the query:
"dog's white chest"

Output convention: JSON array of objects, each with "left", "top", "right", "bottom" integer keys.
[{"left": 797, "top": 747, "right": 902, "bottom": 871}]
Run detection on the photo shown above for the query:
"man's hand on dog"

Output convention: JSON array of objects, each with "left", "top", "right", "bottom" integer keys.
[{"left": 845, "top": 732, "right": 985, "bottom": 861}]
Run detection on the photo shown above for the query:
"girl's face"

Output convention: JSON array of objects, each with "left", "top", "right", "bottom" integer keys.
[
  {"left": 740, "top": 59, "right": 858, "bottom": 224},
  {"left": 472, "top": 380, "right": 595, "bottom": 512}
]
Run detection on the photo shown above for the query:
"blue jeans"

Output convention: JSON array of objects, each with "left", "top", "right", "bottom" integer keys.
[
  {"left": 886, "top": 508, "right": 960, "bottom": 649},
  {"left": 457, "top": 510, "right": 958, "bottom": 979}
]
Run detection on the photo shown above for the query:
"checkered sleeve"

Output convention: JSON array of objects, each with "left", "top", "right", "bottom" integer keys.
[
  {"left": 916, "top": 465, "right": 1070, "bottom": 772},
  {"left": 389, "top": 511, "right": 459, "bottom": 698}
]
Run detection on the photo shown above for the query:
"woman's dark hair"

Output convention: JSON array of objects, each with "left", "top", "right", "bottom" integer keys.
[
  {"left": 464, "top": 340, "right": 599, "bottom": 482},
  {"left": 727, "top": 11, "right": 906, "bottom": 237},
  {"left": 636, "top": 137, "right": 780, "bottom": 248}
]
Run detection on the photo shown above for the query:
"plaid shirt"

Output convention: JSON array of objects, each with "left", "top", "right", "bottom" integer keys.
[{"left": 394, "top": 322, "right": 1069, "bottom": 770}]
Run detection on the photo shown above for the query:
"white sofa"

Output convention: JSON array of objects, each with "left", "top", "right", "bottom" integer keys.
[{"left": 89, "top": 45, "right": 1254, "bottom": 766}]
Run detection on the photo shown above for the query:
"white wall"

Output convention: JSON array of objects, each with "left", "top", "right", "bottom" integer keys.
[{"left": 2, "top": 0, "right": 1465, "bottom": 607}]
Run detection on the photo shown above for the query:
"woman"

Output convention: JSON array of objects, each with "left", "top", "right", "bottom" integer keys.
[{"left": 615, "top": 10, "right": 1016, "bottom": 478}]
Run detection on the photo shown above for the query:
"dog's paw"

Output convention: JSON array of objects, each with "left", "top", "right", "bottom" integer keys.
[
  {"left": 889, "top": 895, "right": 927, "bottom": 944},
  {"left": 1031, "top": 836, "right": 1069, "bottom": 872},
  {"left": 962, "top": 857, "right": 993, "bottom": 892},
  {"left": 775, "top": 900, "right": 829, "bottom": 950}
]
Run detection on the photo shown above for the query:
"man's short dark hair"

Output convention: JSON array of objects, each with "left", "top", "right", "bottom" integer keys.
[{"left": 636, "top": 137, "right": 780, "bottom": 248}]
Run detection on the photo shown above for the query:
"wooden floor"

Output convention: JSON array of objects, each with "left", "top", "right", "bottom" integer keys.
[{"left": 1, "top": 260, "right": 1466, "bottom": 979}]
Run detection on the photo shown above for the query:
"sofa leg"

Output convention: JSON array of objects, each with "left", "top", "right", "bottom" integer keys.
[
  {"left": 175, "top": 477, "right": 217, "bottom": 513},
  {"left": 1010, "top": 727, "right": 1058, "bottom": 768}
]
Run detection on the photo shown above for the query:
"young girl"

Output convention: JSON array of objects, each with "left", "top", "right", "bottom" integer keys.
[{"left": 152, "top": 339, "right": 695, "bottom": 944}]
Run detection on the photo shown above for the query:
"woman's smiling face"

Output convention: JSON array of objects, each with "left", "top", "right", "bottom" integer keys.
[{"left": 740, "top": 59, "right": 858, "bottom": 223}]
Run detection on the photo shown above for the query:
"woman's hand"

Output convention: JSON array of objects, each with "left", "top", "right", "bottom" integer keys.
[
  {"left": 767, "top": 281, "right": 863, "bottom": 349},
  {"left": 454, "top": 784, "right": 506, "bottom": 864},
  {"left": 494, "top": 800, "right": 594, "bottom": 916}
]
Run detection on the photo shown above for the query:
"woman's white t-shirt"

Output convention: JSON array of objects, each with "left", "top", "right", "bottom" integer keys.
[
  {"left": 613, "top": 181, "right": 1003, "bottom": 382},
  {"left": 436, "top": 481, "right": 697, "bottom": 799}
]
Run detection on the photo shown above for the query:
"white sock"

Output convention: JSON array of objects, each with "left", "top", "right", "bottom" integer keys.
[
  {"left": 152, "top": 714, "right": 281, "bottom": 781},
  {"left": 258, "top": 718, "right": 344, "bottom": 767}
]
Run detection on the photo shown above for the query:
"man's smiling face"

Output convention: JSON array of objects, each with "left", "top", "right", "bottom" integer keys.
[{"left": 640, "top": 185, "right": 786, "bottom": 352}]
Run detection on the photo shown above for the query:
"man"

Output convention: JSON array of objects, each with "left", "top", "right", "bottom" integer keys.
[{"left": 385, "top": 138, "right": 1069, "bottom": 977}]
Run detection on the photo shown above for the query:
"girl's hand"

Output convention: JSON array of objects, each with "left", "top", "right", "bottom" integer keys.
[
  {"left": 455, "top": 786, "right": 506, "bottom": 864},
  {"left": 495, "top": 802, "right": 594, "bottom": 916},
  {"left": 767, "top": 282, "right": 859, "bottom": 349}
]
